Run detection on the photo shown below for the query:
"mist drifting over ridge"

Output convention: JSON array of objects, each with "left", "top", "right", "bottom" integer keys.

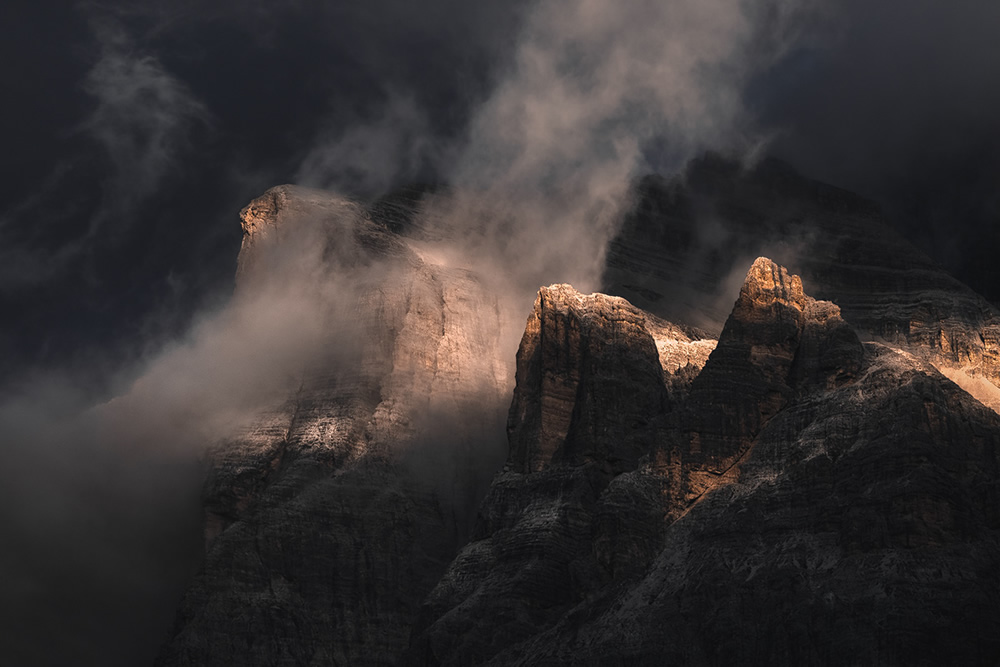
[
  {"left": 74, "top": 0, "right": 823, "bottom": 458},
  {"left": 2, "top": 0, "right": 1000, "bottom": 664}
]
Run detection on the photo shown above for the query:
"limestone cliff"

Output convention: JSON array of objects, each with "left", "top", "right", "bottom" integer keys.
[
  {"left": 158, "top": 186, "right": 509, "bottom": 666},
  {"left": 506, "top": 285, "right": 708, "bottom": 476},
  {"left": 660, "top": 257, "right": 863, "bottom": 514},
  {"left": 408, "top": 283, "right": 715, "bottom": 664},
  {"left": 411, "top": 259, "right": 1000, "bottom": 666},
  {"left": 162, "top": 172, "right": 1000, "bottom": 666},
  {"left": 495, "top": 349, "right": 1000, "bottom": 665}
]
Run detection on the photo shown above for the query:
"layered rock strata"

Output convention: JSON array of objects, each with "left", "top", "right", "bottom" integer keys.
[
  {"left": 408, "top": 284, "right": 717, "bottom": 664},
  {"left": 158, "top": 186, "right": 509, "bottom": 666},
  {"left": 603, "top": 155, "right": 1000, "bottom": 412},
  {"left": 658, "top": 257, "right": 863, "bottom": 516},
  {"left": 162, "top": 174, "right": 1000, "bottom": 665},
  {"left": 411, "top": 258, "right": 1000, "bottom": 665},
  {"left": 494, "top": 341, "right": 1000, "bottom": 666}
]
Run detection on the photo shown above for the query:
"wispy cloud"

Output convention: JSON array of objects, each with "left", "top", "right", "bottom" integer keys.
[
  {"left": 412, "top": 0, "right": 819, "bottom": 318},
  {"left": 81, "top": 20, "right": 211, "bottom": 227},
  {"left": 0, "top": 2, "right": 829, "bottom": 661},
  {"left": 0, "top": 19, "right": 210, "bottom": 293},
  {"left": 295, "top": 91, "right": 441, "bottom": 197}
]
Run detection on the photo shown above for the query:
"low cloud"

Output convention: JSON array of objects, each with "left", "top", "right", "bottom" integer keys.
[
  {"left": 0, "top": 373, "right": 205, "bottom": 666},
  {"left": 4, "top": 1, "right": 892, "bottom": 663},
  {"left": 295, "top": 91, "right": 442, "bottom": 198},
  {"left": 82, "top": 20, "right": 211, "bottom": 226},
  {"left": 391, "top": 0, "right": 824, "bottom": 343},
  {"left": 0, "top": 196, "right": 375, "bottom": 664},
  {"left": 0, "top": 19, "right": 210, "bottom": 294}
]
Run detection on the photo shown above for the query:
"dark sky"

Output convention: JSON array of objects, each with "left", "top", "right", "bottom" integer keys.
[
  {"left": 0, "top": 0, "right": 528, "bottom": 399},
  {"left": 2, "top": 0, "right": 999, "bottom": 395},
  {"left": 751, "top": 0, "right": 1000, "bottom": 305},
  {"left": 2, "top": 1, "right": 999, "bottom": 664}
]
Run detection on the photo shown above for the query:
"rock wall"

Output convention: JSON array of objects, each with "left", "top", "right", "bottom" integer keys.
[
  {"left": 158, "top": 186, "right": 509, "bottom": 666},
  {"left": 409, "top": 283, "right": 714, "bottom": 664},
  {"left": 497, "top": 340, "right": 1000, "bottom": 665},
  {"left": 411, "top": 259, "right": 1000, "bottom": 666},
  {"left": 162, "top": 174, "right": 1000, "bottom": 665}
]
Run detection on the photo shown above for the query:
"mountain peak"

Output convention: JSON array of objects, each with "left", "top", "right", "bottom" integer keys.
[
  {"left": 165, "top": 176, "right": 1000, "bottom": 665},
  {"left": 740, "top": 256, "right": 808, "bottom": 312},
  {"left": 238, "top": 185, "right": 287, "bottom": 240},
  {"left": 234, "top": 185, "right": 400, "bottom": 288}
]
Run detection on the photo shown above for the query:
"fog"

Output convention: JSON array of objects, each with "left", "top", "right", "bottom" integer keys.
[{"left": 3, "top": 0, "right": 999, "bottom": 663}]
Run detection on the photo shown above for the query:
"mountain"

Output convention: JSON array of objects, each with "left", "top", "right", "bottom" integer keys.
[
  {"left": 412, "top": 259, "right": 1000, "bottom": 666},
  {"left": 159, "top": 158, "right": 1000, "bottom": 665},
  {"left": 158, "top": 185, "right": 510, "bottom": 665},
  {"left": 604, "top": 155, "right": 1000, "bottom": 410}
]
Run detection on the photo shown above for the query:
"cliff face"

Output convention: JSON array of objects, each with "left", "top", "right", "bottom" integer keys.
[
  {"left": 411, "top": 259, "right": 1000, "bottom": 666},
  {"left": 662, "top": 257, "right": 863, "bottom": 514},
  {"left": 162, "top": 164, "right": 1000, "bottom": 665},
  {"left": 506, "top": 285, "right": 697, "bottom": 476},
  {"left": 493, "top": 351, "right": 1000, "bottom": 666},
  {"left": 407, "top": 284, "right": 715, "bottom": 665},
  {"left": 159, "top": 186, "right": 510, "bottom": 666}
]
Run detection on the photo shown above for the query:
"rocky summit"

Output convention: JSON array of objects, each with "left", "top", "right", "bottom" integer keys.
[
  {"left": 159, "top": 185, "right": 510, "bottom": 666},
  {"left": 413, "top": 258, "right": 1000, "bottom": 666},
  {"left": 160, "top": 160, "right": 1000, "bottom": 665}
]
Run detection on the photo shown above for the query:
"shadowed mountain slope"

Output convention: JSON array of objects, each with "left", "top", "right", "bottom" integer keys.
[{"left": 161, "top": 161, "right": 1000, "bottom": 665}]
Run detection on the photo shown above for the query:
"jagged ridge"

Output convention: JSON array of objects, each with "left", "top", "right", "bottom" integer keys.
[
  {"left": 162, "top": 175, "right": 1000, "bottom": 666},
  {"left": 411, "top": 258, "right": 1000, "bottom": 666}
]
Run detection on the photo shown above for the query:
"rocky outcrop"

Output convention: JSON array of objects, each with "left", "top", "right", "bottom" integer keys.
[
  {"left": 657, "top": 257, "right": 863, "bottom": 516},
  {"left": 495, "top": 340, "right": 1000, "bottom": 666},
  {"left": 603, "top": 155, "right": 1000, "bottom": 413},
  {"left": 410, "top": 258, "right": 1000, "bottom": 666},
  {"left": 158, "top": 186, "right": 510, "bottom": 666},
  {"left": 163, "top": 171, "right": 1000, "bottom": 665},
  {"left": 409, "top": 283, "right": 713, "bottom": 664},
  {"left": 508, "top": 286, "right": 672, "bottom": 476}
]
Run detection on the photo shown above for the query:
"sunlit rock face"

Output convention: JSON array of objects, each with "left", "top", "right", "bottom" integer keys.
[
  {"left": 158, "top": 186, "right": 510, "bottom": 666},
  {"left": 660, "top": 257, "right": 864, "bottom": 514},
  {"left": 410, "top": 259, "right": 1000, "bottom": 666},
  {"left": 605, "top": 155, "right": 1000, "bottom": 414},
  {"left": 162, "top": 167, "right": 1000, "bottom": 666},
  {"left": 408, "top": 282, "right": 716, "bottom": 665},
  {"left": 506, "top": 284, "right": 712, "bottom": 476}
]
